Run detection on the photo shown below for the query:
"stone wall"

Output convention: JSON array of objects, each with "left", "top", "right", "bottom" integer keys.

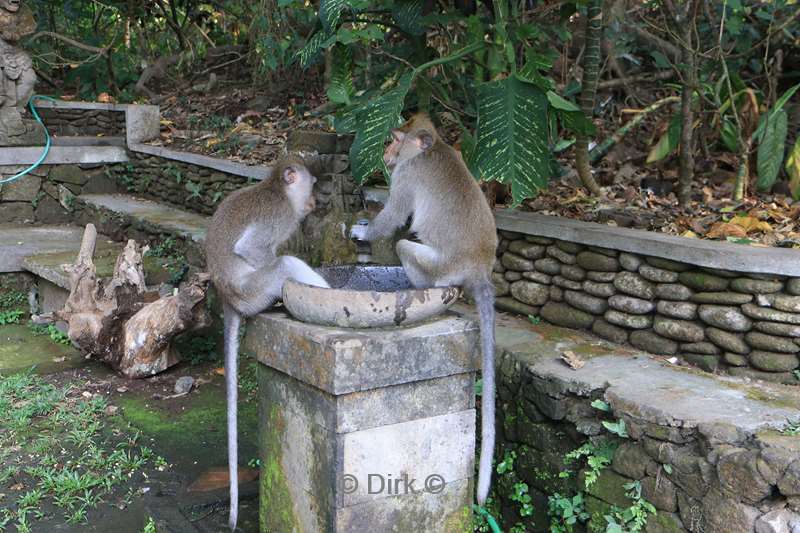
[
  {"left": 0, "top": 164, "right": 121, "bottom": 224},
  {"left": 494, "top": 230, "right": 800, "bottom": 384},
  {"left": 494, "top": 346, "right": 800, "bottom": 533},
  {"left": 37, "top": 108, "right": 125, "bottom": 137}
]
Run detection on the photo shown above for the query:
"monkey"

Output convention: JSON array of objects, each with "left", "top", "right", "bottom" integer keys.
[
  {"left": 350, "top": 113, "right": 498, "bottom": 506},
  {"left": 205, "top": 156, "right": 330, "bottom": 531}
]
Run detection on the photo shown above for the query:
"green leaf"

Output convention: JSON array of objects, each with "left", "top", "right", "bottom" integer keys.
[
  {"left": 546, "top": 91, "right": 580, "bottom": 111},
  {"left": 320, "top": 0, "right": 348, "bottom": 33},
  {"left": 786, "top": 137, "right": 800, "bottom": 200},
  {"left": 590, "top": 399, "right": 610, "bottom": 412},
  {"left": 553, "top": 137, "right": 575, "bottom": 152},
  {"left": 392, "top": 0, "right": 425, "bottom": 36},
  {"left": 720, "top": 118, "right": 740, "bottom": 153},
  {"left": 349, "top": 74, "right": 411, "bottom": 183},
  {"left": 756, "top": 108, "right": 787, "bottom": 191},
  {"left": 646, "top": 114, "right": 681, "bottom": 164},
  {"left": 602, "top": 419, "right": 629, "bottom": 438},
  {"left": 753, "top": 83, "right": 800, "bottom": 142},
  {"left": 558, "top": 110, "right": 596, "bottom": 136},
  {"left": 650, "top": 50, "right": 670, "bottom": 69},
  {"left": 474, "top": 75, "right": 551, "bottom": 203},
  {"left": 297, "top": 31, "right": 335, "bottom": 68},
  {"left": 326, "top": 44, "right": 354, "bottom": 105}
]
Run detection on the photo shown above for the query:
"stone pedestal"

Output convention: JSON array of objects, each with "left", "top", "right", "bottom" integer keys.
[{"left": 243, "top": 311, "right": 480, "bottom": 533}]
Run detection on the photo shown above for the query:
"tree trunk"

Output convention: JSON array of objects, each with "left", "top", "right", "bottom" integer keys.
[
  {"left": 676, "top": 24, "right": 696, "bottom": 206},
  {"left": 55, "top": 224, "right": 211, "bottom": 378},
  {"left": 574, "top": 0, "right": 603, "bottom": 197}
]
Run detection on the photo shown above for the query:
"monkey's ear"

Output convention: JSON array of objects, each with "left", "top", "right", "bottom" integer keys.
[
  {"left": 415, "top": 130, "right": 434, "bottom": 151},
  {"left": 283, "top": 166, "right": 298, "bottom": 184},
  {"left": 390, "top": 129, "right": 405, "bottom": 142}
]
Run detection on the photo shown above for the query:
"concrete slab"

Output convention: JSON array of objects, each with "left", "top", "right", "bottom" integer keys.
[
  {"left": 0, "top": 146, "right": 129, "bottom": 165},
  {"left": 0, "top": 224, "right": 86, "bottom": 272},
  {"left": 129, "top": 143, "right": 271, "bottom": 181},
  {"left": 495, "top": 209, "right": 800, "bottom": 276},
  {"left": 78, "top": 193, "right": 209, "bottom": 243}
]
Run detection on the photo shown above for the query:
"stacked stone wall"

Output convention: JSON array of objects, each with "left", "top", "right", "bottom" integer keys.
[
  {"left": 495, "top": 350, "right": 800, "bottom": 533},
  {"left": 37, "top": 108, "right": 125, "bottom": 137},
  {"left": 494, "top": 231, "right": 800, "bottom": 384}
]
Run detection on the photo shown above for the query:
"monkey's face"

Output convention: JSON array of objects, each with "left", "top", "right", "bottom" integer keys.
[
  {"left": 283, "top": 164, "right": 317, "bottom": 216},
  {"left": 383, "top": 129, "right": 404, "bottom": 170}
]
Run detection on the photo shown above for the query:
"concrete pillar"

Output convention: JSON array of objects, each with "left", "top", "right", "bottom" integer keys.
[{"left": 243, "top": 311, "right": 480, "bottom": 532}]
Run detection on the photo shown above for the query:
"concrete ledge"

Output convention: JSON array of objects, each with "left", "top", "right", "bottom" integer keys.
[
  {"left": 129, "top": 143, "right": 271, "bottom": 180},
  {"left": 495, "top": 209, "right": 800, "bottom": 277},
  {"left": 0, "top": 146, "right": 128, "bottom": 165},
  {"left": 34, "top": 100, "right": 129, "bottom": 112},
  {"left": 0, "top": 225, "right": 85, "bottom": 273},
  {"left": 51, "top": 136, "right": 126, "bottom": 147},
  {"left": 33, "top": 99, "right": 161, "bottom": 145}
]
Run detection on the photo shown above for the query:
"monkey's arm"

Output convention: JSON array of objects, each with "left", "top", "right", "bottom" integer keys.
[{"left": 357, "top": 186, "right": 413, "bottom": 242}]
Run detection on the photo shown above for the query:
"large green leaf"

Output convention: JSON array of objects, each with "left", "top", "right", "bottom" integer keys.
[
  {"left": 320, "top": 0, "right": 348, "bottom": 33},
  {"left": 349, "top": 75, "right": 412, "bottom": 183},
  {"left": 756, "top": 108, "right": 788, "bottom": 191},
  {"left": 473, "top": 75, "right": 551, "bottom": 202},
  {"left": 753, "top": 83, "right": 799, "bottom": 142},
  {"left": 392, "top": 0, "right": 425, "bottom": 36},
  {"left": 646, "top": 114, "right": 681, "bottom": 164},
  {"left": 786, "top": 137, "right": 800, "bottom": 200},
  {"left": 326, "top": 44, "right": 354, "bottom": 105},
  {"left": 297, "top": 31, "right": 336, "bottom": 68}
]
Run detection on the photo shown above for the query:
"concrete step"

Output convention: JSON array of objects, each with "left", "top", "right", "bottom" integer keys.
[
  {"left": 51, "top": 135, "right": 127, "bottom": 147},
  {"left": 78, "top": 193, "right": 209, "bottom": 243},
  {"left": 0, "top": 224, "right": 89, "bottom": 273}
]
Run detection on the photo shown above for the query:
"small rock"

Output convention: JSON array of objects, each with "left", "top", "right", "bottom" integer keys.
[
  {"left": 583, "top": 281, "right": 616, "bottom": 298},
  {"left": 745, "top": 332, "right": 800, "bottom": 353},
  {"left": 731, "top": 278, "right": 784, "bottom": 294},
  {"left": 604, "top": 310, "right": 653, "bottom": 329},
  {"left": 630, "top": 330, "right": 678, "bottom": 355},
  {"left": 653, "top": 316, "right": 706, "bottom": 342},
  {"left": 681, "top": 342, "right": 720, "bottom": 355},
  {"left": 749, "top": 351, "right": 800, "bottom": 372},
  {"left": 679, "top": 271, "right": 730, "bottom": 291},
  {"left": 561, "top": 264, "right": 587, "bottom": 281},
  {"left": 174, "top": 376, "right": 195, "bottom": 395},
  {"left": 742, "top": 304, "right": 800, "bottom": 325},
  {"left": 698, "top": 305, "right": 752, "bottom": 332},
  {"left": 501, "top": 252, "right": 534, "bottom": 271},
  {"left": 555, "top": 240, "right": 584, "bottom": 254},
  {"left": 619, "top": 252, "right": 642, "bottom": 271},
  {"left": 780, "top": 462, "right": 800, "bottom": 498},
  {"left": 492, "top": 273, "right": 510, "bottom": 296},
  {"left": 609, "top": 295, "right": 655, "bottom": 314},
  {"left": 547, "top": 245, "right": 577, "bottom": 265},
  {"left": 691, "top": 292, "right": 753, "bottom": 305},
  {"left": 654, "top": 283, "right": 694, "bottom": 301},
  {"left": 592, "top": 319, "right": 629, "bottom": 344},
  {"left": 540, "top": 302, "right": 595, "bottom": 329},
  {"left": 755, "top": 509, "right": 800, "bottom": 533},
  {"left": 496, "top": 297, "right": 540, "bottom": 317},
  {"left": 576, "top": 251, "right": 620, "bottom": 272},
  {"left": 534, "top": 257, "right": 562, "bottom": 275},
  {"left": 646, "top": 256, "right": 690, "bottom": 272},
  {"left": 771, "top": 295, "right": 800, "bottom": 313},
  {"left": 493, "top": 258, "right": 504, "bottom": 273},
  {"left": 724, "top": 352, "right": 749, "bottom": 366},
  {"left": 683, "top": 353, "right": 720, "bottom": 372},
  {"left": 587, "top": 271, "right": 617, "bottom": 282},
  {"left": 787, "top": 279, "right": 800, "bottom": 296},
  {"left": 105, "top": 405, "right": 119, "bottom": 416},
  {"left": 550, "top": 285, "right": 564, "bottom": 301},
  {"left": 755, "top": 322, "right": 800, "bottom": 338},
  {"left": 639, "top": 264, "right": 679, "bottom": 283},
  {"left": 613, "top": 442, "right": 656, "bottom": 479},
  {"left": 706, "top": 328, "right": 750, "bottom": 354},
  {"left": 522, "top": 271, "right": 552, "bottom": 284},
  {"left": 657, "top": 300, "right": 698, "bottom": 320},
  {"left": 510, "top": 281, "right": 550, "bottom": 306},
  {"left": 507, "top": 240, "right": 546, "bottom": 259},
  {"left": 553, "top": 276, "right": 583, "bottom": 290},
  {"left": 564, "top": 290, "right": 608, "bottom": 315},
  {"left": 524, "top": 235, "right": 553, "bottom": 245},
  {"left": 614, "top": 272, "right": 655, "bottom": 300},
  {"left": 505, "top": 271, "right": 522, "bottom": 281}
]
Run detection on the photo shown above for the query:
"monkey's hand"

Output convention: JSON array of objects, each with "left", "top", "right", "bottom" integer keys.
[{"left": 349, "top": 224, "right": 369, "bottom": 241}]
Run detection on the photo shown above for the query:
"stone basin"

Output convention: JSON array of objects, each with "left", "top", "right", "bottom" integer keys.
[{"left": 281, "top": 265, "right": 461, "bottom": 328}]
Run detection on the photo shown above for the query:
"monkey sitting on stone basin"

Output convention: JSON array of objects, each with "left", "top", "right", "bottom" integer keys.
[
  {"left": 350, "top": 113, "right": 499, "bottom": 507},
  {"left": 205, "top": 155, "right": 330, "bottom": 530}
]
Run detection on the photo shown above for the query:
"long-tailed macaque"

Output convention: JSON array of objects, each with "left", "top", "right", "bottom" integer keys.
[
  {"left": 350, "top": 114, "right": 498, "bottom": 505},
  {"left": 205, "top": 156, "right": 330, "bottom": 530}
]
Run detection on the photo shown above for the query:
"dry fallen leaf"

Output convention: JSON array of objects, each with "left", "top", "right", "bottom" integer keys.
[
  {"left": 731, "top": 215, "right": 772, "bottom": 234},
  {"left": 561, "top": 350, "right": 585, "bottom": 370},
  {"left": 188, "top": 467, "right": 259, "bottom": 492},
  {"left": 707, "top": 222, "right": 747, "bottom": 239},
  {"left": 213, "top": 367, "right": 225, "bottom": 376}
]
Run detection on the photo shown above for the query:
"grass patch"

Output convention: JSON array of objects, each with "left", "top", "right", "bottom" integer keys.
[{"left": 0, "top": 370, "right": 154, "bottom": 531}]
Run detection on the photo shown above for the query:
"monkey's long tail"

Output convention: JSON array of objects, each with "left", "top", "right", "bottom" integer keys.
[
  {"left": 470, "top": 278, "right": 496, "bottom": 506},
  {"left": 223, "top": 304, "right": 241, "bottom": 531}
]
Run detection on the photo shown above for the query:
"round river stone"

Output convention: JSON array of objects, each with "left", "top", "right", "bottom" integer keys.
[
  {"left": 507, "top": 240, "right": 546, "bottom": 259},
  {"left": 690, "top": 292, "right": 753, "bottom": 305},
  {"left": 576, "top": 251, "right": 620, "bottom": 272},
  {"left": 706, "top": 328, "right": 750, "bottom": 355},
  {"left": 583, "top": 281, "right": 616, "bottom": 298},
  {"left": 587, "top": 271, "right": 617, "bottom": 282},
  {"left": 749, "top": 351, "right": 800, "bottom": 372},
  {"left": 592, "top": 319, "right": 629, "bottom": 344},
  {"left": 754, "top": 322, "right": 800, "bottom": 338},
  {"left": 741, "top": 303, "right": 800, "bottom": 325},
  {"left": 547, "top": 246, "right": 577, "bottom": 265},
  {"left": 786, "top": 278, "right": 800, "bottom": 296},
  {"left": 619, "top": 253, "right": 642, "bottom": 271},
  {"left": 501, "top": 252, "right": 534, "bottom": 271},
  {"left": 656, "top": 301, "right": 697, "bottom": 320},
  {"left": 614, "top": 272, "right": 655, "bottom": 300},
  {"left": 744, "top": 332, "right": 800, "bottom": 353},
  {"left": 630, "top": 330, "right": 678, "bottom": 355},
  {"left": 645, "top": 256, "right": 689, "bottom": 272},
  {"left": 522, "top": 271, "right": 552, "bottom": 284},
  {"left": 609, "top": 295, "right": 654, "bottom": 315},
  {"left": 561, "top": 264, "right": 587, "bottom": 281},
  {"left": 679, "top": 271, "right": 730, "bottom": 292},
  {"left": 698, "top": 305, "right": 752, "bottom": 332},
  {"left": 723, "top": 352, "right": 748, "bottom": 367},
  {"left": 680, "top": 342, "right": 720, "bottom": 355},
  {"left": 639, "top": 264, "right": 678, "bottom": 283},
  {"left": 492, "top": 273, "right": 510, "bottom": 296},
  {"left": 654, "top": 284, "right": 694, "bottom": 301},
  {"left": 534, "top": 258, "right": 562, "bottom": 276},
  {"left": 553, "top": 276, "right": 582, "bottom": 290},
  {"left": 555, "top": 240, "right": 584, "bottom": 254},
  {"left": 564, "top": 290, "right": 608, "bottom": 315},
  {"left": 510, "top": 281, "right": 549, "bottom": 307},
  {"left": 540, "top": 302, "right": 594, "bottom": 329},
  {"left": 653, "top": 316, "right": 706, "bottom": 343},
  {"left": 730, "top": 278, "right": 783, "bottom": 294},
  {"left": 604, "top": 310, "right": 653, "bottom": 330}
]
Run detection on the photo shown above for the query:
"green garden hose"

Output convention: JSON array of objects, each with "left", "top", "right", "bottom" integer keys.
[
  {"left": 473, "top": 504, "right": 502, "bottom": 533},
  {"left": 0, "top": 95, "right": 56, "bottom": 185}
]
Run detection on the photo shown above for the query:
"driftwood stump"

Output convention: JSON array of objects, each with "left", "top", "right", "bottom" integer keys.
[{"left": 55, "top": 224, "right": 211, "bottom": 378}]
